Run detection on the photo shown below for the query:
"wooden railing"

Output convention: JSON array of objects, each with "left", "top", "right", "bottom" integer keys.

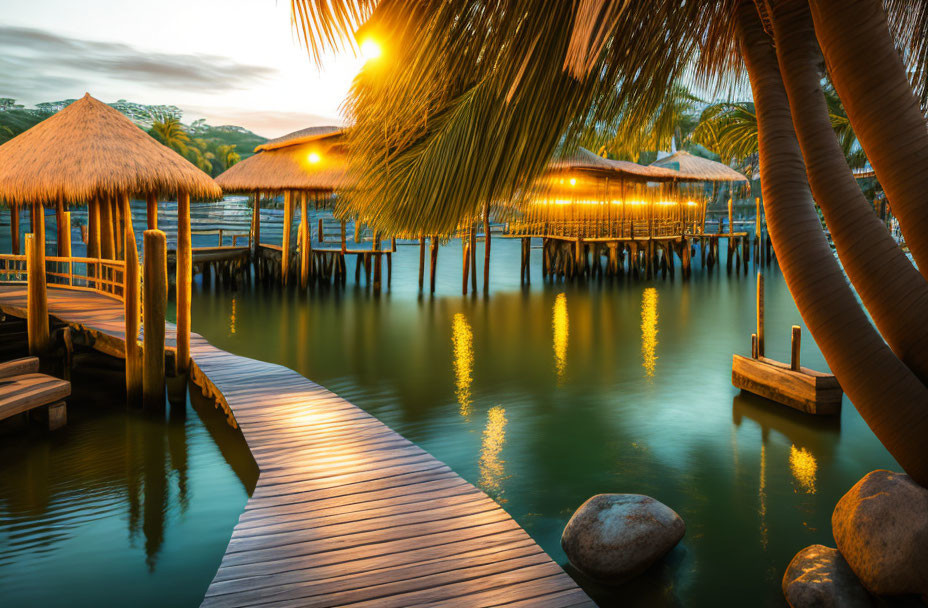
[
  {"left": 0, "top": 254, "right": 129, "bottom": 301},
  {"left": 191, "top": 229, "right": 251, "bottom": 248}
]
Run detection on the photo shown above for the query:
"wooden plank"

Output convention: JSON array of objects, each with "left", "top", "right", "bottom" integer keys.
[
  {"left": 0, "top": 356, "right": 39, "bottom": 379},
  {"left": 732, "top": 354, "right": 842, "bottom": 414}
]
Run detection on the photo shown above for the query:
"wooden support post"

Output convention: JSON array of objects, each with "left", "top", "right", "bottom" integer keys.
[
  {"left": 340, "top": 221, "right": 347, "bottom": 252},
  {"left": 469, "top": 226, "right": 477, "bottom": 293},
  {"left": 122, "top": 194, "right": 141, "bottom": 405},
  {"left": 318, "top": 218, "right": 324, "bottom": 242},
  {"left": 89, "top": 201, "right": 101, "bottom": 259},
  {"left": 282, "top": 191, "right": 293, "bottom": 286},
  {"left": 300, "top": 193, "right": 310, "bottom": 289},
  {"left": 462, "top": 231, "right": 470, "bottom": 295},
  {"left": 727, "top": 197, "right": 733, "bottom": 235},
  {"left": 418, "top": 236, "right": 425, "bottom": 291},
  {"left": 483, "top": 207, "right": 491, "bottom": 293},
  {"left": 143, "top": 229, "right": 167, "bottom": 409},
  {"left": 10, "top": 203, "right": 20, "bottom": 255},
  {"left": 751, "top": 333, "right": 758, "bottom": 359},
  {"left": 756, "top": 272, "right": 765, "bottom": 358},
  {"left": 252, "top": 192, "right": 260, "bottom": 247},
  {"left": 114, "top": 196, "right": 124, "bottom": 260},
  {"left": 146, "top": 193, "right": 158, "bottom": 230},
  {"left": 373, "top": 233, "right": 382, "bottom": 293},
  {"left": 56, "top": 198, "right": 66, "bottom": 257},
  {"left": 430, "top": 237, "right": 438, "bottom": 294},
  {"left": 790, "top": 325, "right": 801, "bottom": 371},
  {"left": 26, "top": 232, "right": 50, "bottom": 355},
  {"left": 100, "top": 197, "right": 115, "bottom": 259},
  {"left": 61, "top": 211, "right": 72, "bottom": 270},
  {"left": 176, "top": 192, "right": 191, "bottom": 375},
  {"left": 523, "top": 237, "right": 531, "bottom": 283}
]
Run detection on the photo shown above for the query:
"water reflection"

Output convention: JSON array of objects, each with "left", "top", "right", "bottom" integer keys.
[
  {"left": 478, "top": 406, "right": 508, "bottom": 501},
  {"left": 759, "top": 442, "right": 768, "bottom": 551},
  {"left": 552, "top": 293, "right": 569, "bottom": 382},
  {"left": 641, "top": 287, "right": 659, "bottom": 378},
  {"left": 452, "top": 313, "right": 474, "bottom": 417},
  {"left": 229, "top": 298, "right": 237, "bottom": 335},
  {"left": 789, "top": 445, "right": 817, "bottom": 494}
]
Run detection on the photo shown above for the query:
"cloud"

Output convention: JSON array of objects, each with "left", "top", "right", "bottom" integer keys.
[{"left": 0, "top": 25, "right": 277, "bottom": 96}]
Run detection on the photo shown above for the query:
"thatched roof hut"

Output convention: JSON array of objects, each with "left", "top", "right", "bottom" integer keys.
[
  {"left": 215, "top": 126, "right": 350, "bottom": 194},
  {"left": 0, "top": 93, "right": 221, "bottom": 205},
  {"left": 649, "top": 150, "right": 747, "bottom": 182}
]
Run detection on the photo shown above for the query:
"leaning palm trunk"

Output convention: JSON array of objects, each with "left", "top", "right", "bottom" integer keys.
[
  {"left": 809, "top": 0, "right": 928, "bottom": 277},
  {"left": 737, "top": 0, "right": 928, "bottom": 485},
  {"left": 770, "top": 0, "right": 928, "bottom": 385}
]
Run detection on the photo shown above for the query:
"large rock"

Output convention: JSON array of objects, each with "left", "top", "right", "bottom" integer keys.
[
  {"left": 832, "top": 470, "right": 928, "bottom": 597},
  {"left": 561, "top": 493, "right": 685, "bottom": 584},
  {"left": 782, "top": 544, "right": 874, "bottom": 608}
]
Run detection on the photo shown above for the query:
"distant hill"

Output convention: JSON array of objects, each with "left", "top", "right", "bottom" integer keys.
[{"left": 0, "top": 97, "right": 268, "bottom": 172}]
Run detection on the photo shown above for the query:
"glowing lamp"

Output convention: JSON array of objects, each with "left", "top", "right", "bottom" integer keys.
[
  {"left": 308, "top": 152, "right": 321, "bottom": 164},
  {"left": 569, "top": 178, "right": 577, "bottom": 186}
]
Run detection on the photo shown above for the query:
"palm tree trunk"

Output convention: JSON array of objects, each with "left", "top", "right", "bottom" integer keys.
[
  {"left": 809, "top": 0, "right": 928, "bottom": 277},
  {"left": 770, "top": 0, "right": 928, "bottom": 385},
  {"left": 737, "top": 0, "right": 928, "bottom": 486}
]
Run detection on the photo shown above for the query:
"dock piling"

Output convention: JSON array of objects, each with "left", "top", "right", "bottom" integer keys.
[
  {"left": 176, "top": 191, "right": 191, "bottom": 375},
  {"left": 122, "top": 194, "right": 141, "bottom": 405},
  {"left": 25, "top": 233, "right": 50, "bottom": 355},
  {"left": 790, "top": 326, "right": 801, "bottom": 371},
  {"left": 756, "top": 272, "right": 765, "bottom": 358},
  {"left": 143, "top": 229, "right": 167, "bottom": 409}
]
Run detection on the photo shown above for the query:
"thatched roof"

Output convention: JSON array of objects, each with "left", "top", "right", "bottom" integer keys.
[
  {"left": 216, "top": 127, "right": 350, "bottom": 194},
  {"left": 0, "top": 93, "right": 221, "bottom": 205},
  {"left": 255, "top": 126, "right": 344, "bottom": 152},
  {"left": 548, "top": 147, "right": 681, "bottom": 182},
  {"left": 650, "top": 150, "right": 748, "bottom": 182}
]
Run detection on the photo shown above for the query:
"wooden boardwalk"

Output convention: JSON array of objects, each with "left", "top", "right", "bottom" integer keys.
[{"left": 0, "top": 285, "right": 593, "bottom": 608}]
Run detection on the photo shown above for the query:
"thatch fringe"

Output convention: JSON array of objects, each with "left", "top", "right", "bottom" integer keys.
[
  {"left": 0, "top": 94, "right": 221, "bottom": 205},
  {"left": 650, "top": 150, "right": 748, "bottom": 182}
]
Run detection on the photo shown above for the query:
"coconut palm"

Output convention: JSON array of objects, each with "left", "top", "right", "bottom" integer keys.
[
  {"left": 149, "top": 116, "right": 190, "bottom": 156},
  {"left": 216, "top": 144, "right": 241, "bottom": 171},
  {"left": 291, "top": 0, "right": 928, "bottom": 484}
]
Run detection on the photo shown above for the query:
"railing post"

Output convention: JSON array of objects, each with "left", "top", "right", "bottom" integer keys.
[
  {"left": 123, "top": 194, "right": 141, "bottom": 405},
  {"left": 26, "top": 233, "right": 50, "bottom": 355},
  {"left": 176, "top": 191, "right": 192, "bottom": 375},
  {"left": 143, "top": 230, "right": 167, "bottom": 409}
]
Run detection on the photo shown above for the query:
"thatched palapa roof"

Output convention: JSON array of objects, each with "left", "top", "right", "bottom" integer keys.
[
  {"left": 650, "top": 150, "right": 748, "bottom": 182},
  {"left": 0, "top": 93, "right": 221, "bottom": 205},
  {"left": 216, "top": 126, "right": 350, "bottom": 194},
  {"left": 547, "top": 147, "right": 681, "bottom": 182}
]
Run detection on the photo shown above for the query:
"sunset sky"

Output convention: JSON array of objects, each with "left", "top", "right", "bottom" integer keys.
[{"left": 2, "top": 0, "right": 363, "bottom": 137}]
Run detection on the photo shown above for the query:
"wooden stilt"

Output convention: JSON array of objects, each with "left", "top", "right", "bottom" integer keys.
[
  {"left": 100, "top": 197, "right": 115, "bottom": 259},
  {"left": 462, "top": 231, "right": 470, "bottom": 295},
  {"left": 122, "top": 194, "right": 141, "bottom": 405},
  {"left": 300, "top": 193, "right": 310, "bottom": 289},
  {"left": 756, "top": 272, "right": 765, "bottom": 358},
  {"left": 790, "top": 325, "right": 801, "bottom": 371},
  {"left": 61, "top": 211, "right": 71, "bottom": 263},
  {"left": 10, "top": 203, "right": 20, "bottom": 255},
  {"left": 418, "top": 236, "right": 425, "bottom": 291},
  {"left": 252, "top": 192, "right": 260, "bottom": 247},
  {"left": 430, "top": 237, "right": 438, "bottom": 294},
  {"left": 483, "top": 207, "right": 491, "bottom": 293},
  {"left": 89, "top": 201, "right": 101, "bottom": 259},
  {"left": 56, "top": 198, "right": 66, "bottom": 257},
  {"left": 114, "top": 196, "right": 124, "bottom": 260},
  {"left": 143, "top": 229, "right": 167, "bottom": 409},
  {"left": 469, "top": 226, "right": 477, "bottom": 294},
  {"left": 176, "top": 192, "right": 191, "bottom": 375},
  {"left": 523, "top": 237, "right": 531, "bottom": 283},
  {"left": 373, "top": 234, "right": 382, "bottom": 293},
  {"left": 282, "top": 191, "right": 293, "bottom": 286}
]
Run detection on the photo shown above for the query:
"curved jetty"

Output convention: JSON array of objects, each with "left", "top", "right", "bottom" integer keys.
[{"left": 0, "top": 284, "right": 592, "bottom": 608}]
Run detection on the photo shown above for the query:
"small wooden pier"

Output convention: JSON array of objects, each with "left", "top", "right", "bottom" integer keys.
[
  {"left": 0, "top": 284, "right": 592, "bottom": 607},
  {"left": 0, "top": 356, "right": 69, "bottom": 430}
]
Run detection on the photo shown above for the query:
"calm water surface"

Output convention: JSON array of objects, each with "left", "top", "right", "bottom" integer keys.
[{"left": 0, "top": 200, "right": 898, "bottom": 606}]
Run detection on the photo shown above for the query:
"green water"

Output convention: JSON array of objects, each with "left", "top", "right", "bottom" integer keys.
[{"left": 189, "top": 237, "right": 897, "bottom": 607}]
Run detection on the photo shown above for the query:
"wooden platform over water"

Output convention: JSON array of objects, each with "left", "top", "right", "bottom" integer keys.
[{"left": 0, "top": 284, "right": 592, "bottom": 607}]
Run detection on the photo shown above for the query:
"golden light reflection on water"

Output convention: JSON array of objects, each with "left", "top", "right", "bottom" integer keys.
[
  {"left": 641, "top": 287, "right": 658, "bottom": 378},
  {"left": 479, "top": 406, "right": 508, "bottom": 501},
  {"left": 789, "top": 445, "right": 817, "bottom": 494},
  {"left": 452, "top": 313, "right": 474, "bottom": 417},
  {"left": 229, "top": 298, "right": 236, "bottom": 335},
  {"left": 759, "top": 443, "right": 768, "bottom": 550},
  {"left": 553, "top": 293, "right": 568, "bottom": 381}
]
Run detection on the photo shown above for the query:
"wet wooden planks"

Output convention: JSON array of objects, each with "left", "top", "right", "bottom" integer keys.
[{"left": 0, "top": 284, "right": 593, "bottom": 608}]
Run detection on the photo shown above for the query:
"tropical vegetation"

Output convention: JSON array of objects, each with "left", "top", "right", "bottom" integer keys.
[{"left": 291, "top": 0, "right": 928, "bottom": 485}]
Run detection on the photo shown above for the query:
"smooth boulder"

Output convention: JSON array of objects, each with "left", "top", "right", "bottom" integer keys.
[
  {"left": 832, "top": 470, "right": 928, "bottom": 597},
  {"left": 782, "top": 544, "right": 874, "bottom": 608},
  {"left": 561, "top": 493, "right": 684, "bottom": 584}
]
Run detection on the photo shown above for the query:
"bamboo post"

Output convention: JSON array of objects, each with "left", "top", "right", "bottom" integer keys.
[
  {"left": 756, "top": 272, "right": 765, "bottom": 358},
  {"left": 281, "top": 191, "right": 293, "bottom": 286},
  {"left": 790, "top": 325, "right": 801, "bottom": 371},
  {"left": 300, "top": 193, "right": 310, "bottom": 289},
  {"left": 26, "top": 233, "right": 50, "bottom": 355},
  {"left": 122, "top": 194, "right": 141, "bottom": 405},
  {"left": 10, "top": 203, "right": 20, "bottom": 255},
  {"left": 56, "top": 198, "right": 66, "bottom": 257},
  {"left": 469, "top": 225, "right": 477, "bottom": 293},
  {"left": 143, "top": 229, "right": 167, "bottom": 409},
  {"left": 373, "top": 233, "right": 382, "bottom": 293},
  {"left": 89, "top": 201, "right": 101, "bottom": 259},
  {"left": 727, "top": 197, "right": 733, "bottom": 235},
  {"left": 483, "top": 206, "right": 491, "bottom": 293},
  {"left": 430, "top": 237, "right": 438, "bottom": 294},
  {"left": 146, "top": 193, "right": 158, "bottom": 230},
  {"left": 418, "top": 236, "right": 425, "bottom": 290},
  {"left": 176, "top": 192, "right": 191, "bottom": 375}
]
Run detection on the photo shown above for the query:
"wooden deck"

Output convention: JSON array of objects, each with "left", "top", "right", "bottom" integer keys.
[{"left": 0, "top": 284, "right": 593, "bottom": 608}]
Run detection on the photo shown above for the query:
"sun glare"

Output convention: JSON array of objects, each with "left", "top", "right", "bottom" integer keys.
[
  {"left": 361, "top": 39, "right": 382, "bottom": 62},
  {"left": 307, "top": 152, "right": 321, "bottom": 164}
]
